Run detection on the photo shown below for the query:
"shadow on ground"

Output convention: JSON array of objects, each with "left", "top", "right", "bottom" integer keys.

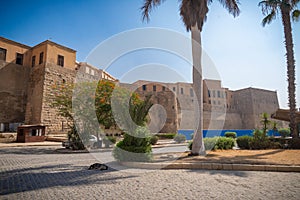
[{"left": 0, "top": 163, "right": 138, "bottom": 195}]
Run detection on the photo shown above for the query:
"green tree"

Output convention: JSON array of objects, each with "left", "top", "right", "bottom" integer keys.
[
  {"left": 260, "top": 112, "right": 271, "bottom": 134},
  {"left": 141, "top": 0, "right": 240, "bottom": 155},
  {"left": 259, "top": 0, "right": 299, "bottom": 138}
]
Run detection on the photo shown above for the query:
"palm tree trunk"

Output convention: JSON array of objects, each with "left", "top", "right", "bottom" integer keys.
[
  {"left": 280, "top": 4, "right": 298, "bottom": 138},
  {"left": 190, "top": 24, "right": 206, "bottom": 155}
]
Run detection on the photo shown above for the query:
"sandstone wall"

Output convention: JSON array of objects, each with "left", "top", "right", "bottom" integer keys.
[
  {"left": 0, "top": 61, "right": 30, "bottom": 123},
  {"left": 40, "top": 63, "right": 76, "bottom": 133}
]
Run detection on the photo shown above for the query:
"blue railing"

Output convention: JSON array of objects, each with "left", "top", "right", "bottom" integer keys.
[{"left": 178, "top": 129, "right": 280, "bottom": 140}]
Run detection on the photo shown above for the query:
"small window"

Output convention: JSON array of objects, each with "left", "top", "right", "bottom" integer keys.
[
  {"left": 209, "top": 100, "right": 211, "bottom": 104},
  {"left": 16, "top": 53, "right": 24, "bottom": 65},
  {"left": 162, "top": 86, "right": 166, "bottom": 91},
  {"left": 181, "top": 88, "right": 184, "bottom": 94},
  {"left": 57, "top": 55, "right": 64, "bottom": 67},
  {"left": 190, "top": 88, "right": 194, "bottom": 97},
  {"left": 86, "top": 67, "right": 90, "bottom": 74},
  {"left": 208, "top": 90, "right": 211, "bottom": 97},
  {"left": 142, "top": 85, "right": 147, "bottom": 91},
  {"left": 91, "top": 69, "right": 95, "bottom": 76},
  {"left": 153, "top": 85, "right": 156, "bottom": 92},
  {"left": 212, "top": 90, "right": 216, "bottom": 98},
  {"left": 217, "top": 91, "right": 221, "bottom": 98},
  {"left": 31, "top": 56, "right": 36, "bottom": 67},
  {"left": 213, "top": 100, "right": 216, "bottom": 105},
  {"left": 39, "top": 52, "right": 44, "bottom": 64},
  {"left": 0, "top": 48, "right": 7, "bottom": 61},
  {"left": 173, "top": 87, "right": 176, "bottom": 92}
]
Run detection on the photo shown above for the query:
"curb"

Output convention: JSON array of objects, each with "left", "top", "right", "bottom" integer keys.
[
  {"left": 120, "top": 161, "right": 300, "bottom": 173},
  {"left": 0, "top": 142, "right": 61, "bottom": 148}
]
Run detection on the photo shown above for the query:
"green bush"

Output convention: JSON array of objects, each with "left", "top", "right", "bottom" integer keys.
[
  {"left": 113, "top": 140, "right": 153, "bottom": 162},
  {"left": 237, "top": 131, "right": 283, "bottom": 150},
  {"left": 278, "top": 128, "right": 291, "bottom": 138},
  {"left": 224, "top": 132, "right": 237, "bottom": 138},
  {"left": 106, "top": 136, "right": 117, "bottom": 144},
  {"left": 250, "top": 129, "right": 272, "bottom": 150},
  {"left": 156, "top": 133, "right": 176, "bottom": 139},
  {"left": 112, "top": 127, "right": 153, "bottom": 162},
  {"left": 188, "top": 141, "right": 193, "bottom": 150},
  {"left": 174, "top": 134, "right": 186, "bottom": 143},
  {"left": 237, "top": 136, "right": 253, "bottom": 149},
  {"left": 215, "top": 137, "right": 235, "bottom": 150},
  {"left": 188, "top": 137, "right": 235, "bottom": 151},
  {"left": 203, "top": 137, "right": 218, "bottom": 150},
  {"left": 150, "top": 135, "right": 159, "bottom": 145}
]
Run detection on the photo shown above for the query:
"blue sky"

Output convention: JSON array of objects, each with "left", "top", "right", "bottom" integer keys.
[{"left": 0, "top": 0, "right": 299, "bottom": 108}]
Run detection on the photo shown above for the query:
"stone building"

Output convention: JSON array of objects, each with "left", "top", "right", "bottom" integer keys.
[
  {"left": 129, "top": 79, "right": 281, "bottom": 132},
  {"left": 0, "top": 37, "right": 116, "bottom": 133},
  {"left": 0, "top": 36, "right": 283, "bottom": 134}
]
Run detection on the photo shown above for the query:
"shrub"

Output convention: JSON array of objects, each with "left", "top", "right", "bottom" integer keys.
[
  {"left": 156, "top": 133, "right": 176, "bottom": 139},
  {"left": 203, "top": 137, "right": 218, "bottom": 150},
  {"left": 188, "top": 141, "right": 193, "bottom": 150},
  {"left": 278, "top": 128, "right": 291, "bottom": 138},
  {"left": 150, "top": 135, "right": 159, "bottom": 145},
  {"left": 237, "top": 136, "right": 253, "bottom": 149},
  {"left": 112, "top": 127, "right": 152, "bottom": 162},
  {"left": 250, "top": 129, "right": 272, "bottom": 150},
  {"left": 224, "top": 132, "right": 237, "bottom": 138},
  {"left": 188, "top": 137, "right": 235, "bottom": 151},
  {"left": 174, "top": 134, "right": 186, "bottom": 143},
  {"left": 215, "top": 137, "right": 235, "bottom": 150},
  {"left": 103, "top": 136, "right": 117, "bottom": 147}
]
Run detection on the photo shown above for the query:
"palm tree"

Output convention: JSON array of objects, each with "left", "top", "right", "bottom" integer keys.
[
  {"left": 141, "top": 0, "right": 240, "bottom": 155},
  {"left": 259, "top": 0, "right": 299, "bottom": 138}
]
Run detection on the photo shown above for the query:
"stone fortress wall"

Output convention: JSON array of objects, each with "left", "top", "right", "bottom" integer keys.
[{"left": 0, "top": 36, "right": 284, "bottom": 134}]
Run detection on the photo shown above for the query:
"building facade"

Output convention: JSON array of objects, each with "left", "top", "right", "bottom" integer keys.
[
  {"left": 0, "top": 36, "right": 284, "bottom": 134},
  {"left": 0, "top": 37, "right": 116, "bottom": 133}
]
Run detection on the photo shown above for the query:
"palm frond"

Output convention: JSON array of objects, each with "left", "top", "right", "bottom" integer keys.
[
  {"left": 141, "top": 0, "right": 164, "bottom": 22},
  {"left": 258, "top": 0, "right": 280, "bottom": 15},
  {"left": 180, "top": 0, "right": 209, "bottom": 31},
  {"left": 291, "top": 0, "right": 300, "bottom": 7},
  {"left": 262, "top": 9, "right": 277, "bottom": 26},
  {"left": 217, "top": 0, "right": 241, "bottom": 17},
  {"left": 292, "top": 9, "right": 300, "bottom": 21}
]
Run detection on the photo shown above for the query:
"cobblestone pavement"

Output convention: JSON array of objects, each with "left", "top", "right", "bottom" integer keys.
[{"left": 0, "top": 146, "right": 300, "bottom": 200}]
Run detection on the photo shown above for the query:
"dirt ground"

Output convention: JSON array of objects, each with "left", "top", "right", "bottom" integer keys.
[{"left": 172, "top": 149, "right": 300, "bottom": 166}]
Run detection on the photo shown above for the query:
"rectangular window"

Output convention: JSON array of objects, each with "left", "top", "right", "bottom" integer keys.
[
  {"left": 16, "top": 53, "right": 24, "bottom": 65},
  {"left": 0, "top": 48, "right": 7, "bottom": 61},
  {"left": 213, "top": 90, "right": 216, "bottom": 97},
  {"left": 39, "top": 52, "right": 44, "bottom": 64},
  {"left": 217, "top": 91, "right": 221, "bottom": 98},
  {"left": 57, "top": 55, "right": 64, "bottom": 67},
  {"left": 31, "top": 56, "right": 36, "bottom": 67},
  {"left": 190, "top": 88, "right": 194, "bottom": 97},
  {"left": 181, "top": 88, "right": 184, "bottom": 94},
  {"left": 208, "top": 90, "right": 211, "bottom": 97},
  {"left": 91, "top": 69, "right": 95, "bottom": 76},
  {"left": 162, "top": 86, "right": 166, "bottom": 91},
  {"left": 173, "top": 87, "right": 176, "bottom": 92},
  {"left": 142, "top": 85, "right": 146, "bottom": 91},
  {"left": 86, "top": 66, "right": 90, "bottom": 74},
  {"left": 153, "top": 85, "right": 156, "bottom": 92}
]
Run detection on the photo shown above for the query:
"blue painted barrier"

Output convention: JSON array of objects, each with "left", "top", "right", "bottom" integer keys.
[{"left": 178, "top": 129, "right": 280, "bottom": 140}]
